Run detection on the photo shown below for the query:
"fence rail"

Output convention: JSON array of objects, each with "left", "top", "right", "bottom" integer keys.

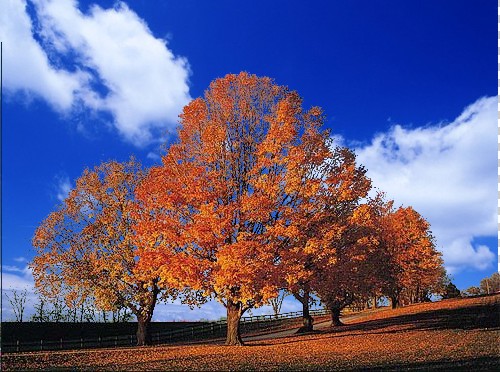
[{"left": 2, "top": 309, "right": 329, "bottom": 353}]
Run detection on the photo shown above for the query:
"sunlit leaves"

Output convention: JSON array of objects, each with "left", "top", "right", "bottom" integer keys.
[
  {"left": 31, "top": 158, "right": 166, "bottom": 336},
  {"left": 136, "top": 72, "right": 341, "bottom": 342}
]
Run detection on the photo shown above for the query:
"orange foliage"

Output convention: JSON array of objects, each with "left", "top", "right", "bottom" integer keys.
[
  {"left": 374, "top": 199, "right": 444, "bottom": 307},
  {"left": 135, "top": 72, "right": 345, "bottom": 344},
  {"left": 30, "top": 71, "right": 446, "bottom": 347},
  {"left": 31, "top": 158, "right": 168, "bottom": 345}
]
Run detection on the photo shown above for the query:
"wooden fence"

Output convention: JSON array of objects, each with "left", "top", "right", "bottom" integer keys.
[{"left": 2, "top": 309, "right": 329, "bottom": 353}]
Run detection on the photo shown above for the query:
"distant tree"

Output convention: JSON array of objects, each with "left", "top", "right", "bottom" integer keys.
[
  {"left": 49, "top": 295, "right": 68, "bottom": 322},
  {"left": 78, "top": 297, "right": 97, "bottom": 322},
  {"left": 463, "top": 286, "right": 481, "bottom": 297},
  {"left": 112, "top": 305, "right": 133, "bottom": 322},
  {"left": 480, "top": 272, "right": 500, "bottom": 294},
  {"left": 268, "top": 290, "right": 289, "bottom": 317},
  {"left": 375, "top": 203, "right": 444, "bottom": 308},
  {"left": 281, "top": 147, "right": 371, "bottom": 332},
  {"left": 6, "top": 289, "right": 28, "bottom": 322},
  {"left": 31, "top": 158, "right": 173, "bottom": 345},
  {"left": 314, "top": 203, "right": 381, "bottom": 327},
  {"left": 441, "top": 277, "right": 461, "bottom": 299},
  {"left": 31, "top": 293, "right": 50, "bottom": 322}
]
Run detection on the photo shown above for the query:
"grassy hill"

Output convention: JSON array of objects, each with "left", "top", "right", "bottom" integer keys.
[{"left": 3, "top": 294, "right": 499, "bottom": 371}]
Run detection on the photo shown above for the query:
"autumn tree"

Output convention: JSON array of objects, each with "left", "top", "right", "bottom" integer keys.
[
  {"left": 463, "top": 286, "right": 481, "bottom": 297},
  {"left": 136, "top": 72, "right": 338, "bottom": 345},
  {"left": 313, "top": 201, "right": 381, "bottom": 327},
  {"left": 376, "top": 204, "right": 444, "bottom": 308},
  {"left": 480, "top": 272, "right": 500, "bottom": 294},
  {"left": 279, "top": 147, "right": 371, "bottom": 331},
  {"left": 31, "top": 158, "right": 169, "bottom": 345}
]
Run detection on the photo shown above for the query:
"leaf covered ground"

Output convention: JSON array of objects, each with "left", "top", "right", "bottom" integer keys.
[{"left": 3, "top": 294, "right": 499, "bottom": 371}]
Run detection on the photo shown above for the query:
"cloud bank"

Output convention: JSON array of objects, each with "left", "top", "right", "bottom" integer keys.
[
  {"left": 354, "top": 96, "right": 497, "bottom": 274},
  {"left": 1, "top": 0, "right": 191, "bottom": 145}
]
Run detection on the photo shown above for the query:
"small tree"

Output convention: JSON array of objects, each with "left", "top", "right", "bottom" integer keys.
[
  {"left": 442, "top": 279, "right": 461, "bottom": 299},
  {"left": 269, "top": 290, "right": 288, "bottom": 317},
  {"left": 463, "top": 286, "right": 481, "bottom": 297},
  {"left": 6, "top": 289, "right": 28, "bottom": 322},
  {"left": 112, "top": 305, "right": 133, "bottom": 322},
  {"left": 32, "top": 293, "right": 50, "bottom": 322},
  {"left": 49, "top": 295, "right": 68, "bottom": 322},
  {"left": 480, "top": 272, "right": 500, "bottom": 294}
]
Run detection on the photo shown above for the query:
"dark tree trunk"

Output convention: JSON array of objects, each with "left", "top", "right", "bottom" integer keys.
[
  {"left": 330, "top": 307, "right": 344, "bottom": 326},
  {"left": 136, "top": 316, "right": 151, "bottom": 346},
  {"left": 293, "top": 291, "right": 313, "bottom": 333},
  {"left": 134, "top": 281, "right": 160, "bottom": 346},
  {"left": 391, "top": 295, "right": 399, "bottom": 309},
  {"left": 225, "top": 301, "right": 244, "bottom": 346}
]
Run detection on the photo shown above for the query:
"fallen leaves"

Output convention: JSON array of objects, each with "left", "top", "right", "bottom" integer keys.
[{"left": 4, "top": 294, "right": 499, "bottom": 371}]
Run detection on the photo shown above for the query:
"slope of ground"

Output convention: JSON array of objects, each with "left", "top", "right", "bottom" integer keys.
[{"left": 3, "top": 294, "right": 499, "bottom": 371}]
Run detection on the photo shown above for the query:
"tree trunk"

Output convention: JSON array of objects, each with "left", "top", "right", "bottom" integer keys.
[
  {"left": 135, "top": 281, "right": 160, "bottom": 346},
  {"left": 225, "top": 301, "right": 244, "bottom": 346},
  {"left": 391, "top": 295, "right": 399, "bottom": 309},
  {"left": 330, "top": 306, "right": 344, "bottom": 327},
  {"left": 293, "top": 291, "right": 313, "bottom": 333},
  {"left": 136, "top": 316, "right": 151, "bottom": 346}
]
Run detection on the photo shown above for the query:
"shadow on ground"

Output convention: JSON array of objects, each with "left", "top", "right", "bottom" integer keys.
[
  {"left": 347, "top": 356, "right": 500, "bottom": 371},
  {"left": 326, "top": 301, "right": 500, "bottom": 335},
  {"left": 248, "top": 300, "right": 499, "bottom": 347}
]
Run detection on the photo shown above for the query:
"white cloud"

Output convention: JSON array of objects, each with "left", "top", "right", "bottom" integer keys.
[
  {"left": 13, "top": 256, "right": 27, "bottom": 263},
  {"left": 146, "top": 151, "right": 161, "bottom": 161},
  {"left": 55, "top": 175, "right": 72, "bottom": 202},
  {"left": 354, "top": 96, "right": 497, "bottom": 274},
  {"left": 2, "top": 265, "right": 35, "bottom": 291},
  {"left": 2, "top": 265, "right": 37, "bottom": 320},
  {"left": 1, "top": 0, "right": 191, "bottom": 145},
  {"left": 153, "top": 301, "right": 226, "bottom": 322},
  {"left": 0, "top": 0, "right": 83, "bottom": 110}
]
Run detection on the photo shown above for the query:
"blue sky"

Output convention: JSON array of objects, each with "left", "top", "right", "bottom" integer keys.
[{"left": 1, "top": 0, "right": 498, "bottom": 321}]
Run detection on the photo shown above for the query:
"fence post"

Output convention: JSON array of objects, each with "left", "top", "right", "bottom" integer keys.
[
  {"left": 40, "top": 339, "right": 43, "bottom": 351},
  {"left": 98, "top": 336, "right": 101, "bottom": 347},
  {"left": 115, "top": 336, "right": 118, "bottom": 347},
  {"left": 130, "top": 335, "right": 133, "bottom": 345},
  {"left": 16, "top": 340, "right": 20, "bottom": 352},
  {"left": 60, "top": 338, "right": 63, "bottom": 350},
  {"left": 81, "top": 338, "right": 83, "bottom": 348}
]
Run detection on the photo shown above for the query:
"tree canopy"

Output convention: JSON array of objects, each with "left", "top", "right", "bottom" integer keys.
[
  {"left": 31, "top": 72, "right": 447, "bottom": 346},
  {"left": 31, "top": 158, "right": 168, "bottom": 345}
]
